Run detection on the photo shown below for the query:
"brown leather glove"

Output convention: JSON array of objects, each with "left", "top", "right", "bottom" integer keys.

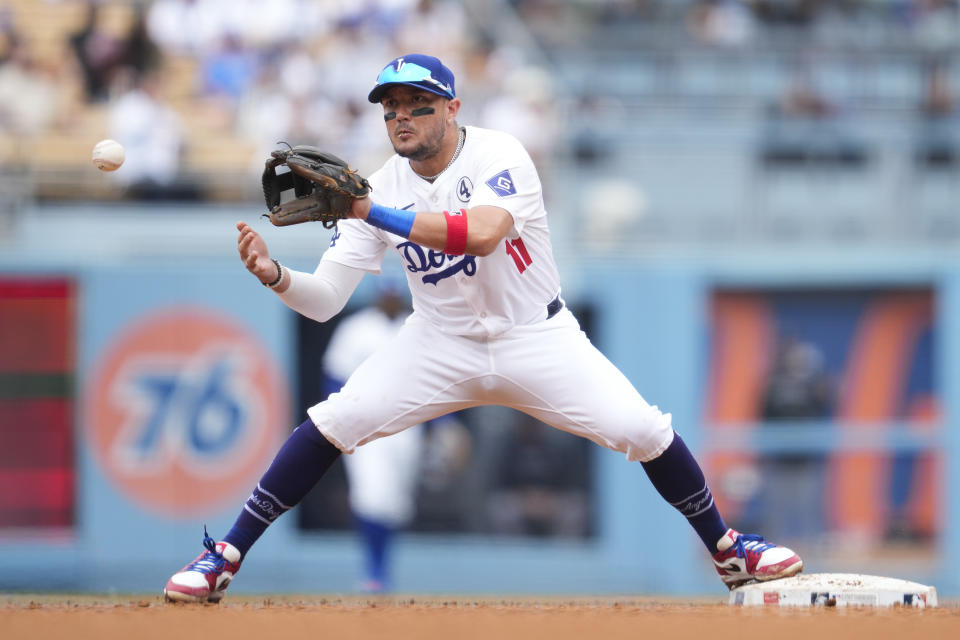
[{"left": 262, "top": 145, "right": 371, "bottom": 229}]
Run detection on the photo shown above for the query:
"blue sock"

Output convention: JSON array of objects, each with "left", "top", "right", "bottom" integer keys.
[
  {"left": 641, "top": 432, "right": 728, "bottom": 553},
  {"left": 355, "top": 515, "right": 394, "bottom": 586},
  {"left": 223, "top": 419, "right": 341, "bottom": 558}
]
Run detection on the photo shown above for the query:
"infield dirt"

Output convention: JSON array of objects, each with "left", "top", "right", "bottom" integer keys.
[{"left": 2, "top": 595, "right": 958, "bottom": 640}]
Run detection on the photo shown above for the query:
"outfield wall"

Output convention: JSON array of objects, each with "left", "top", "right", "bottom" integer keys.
[{"left": 0, "top": 203, "right": 956, "bottom": 597}]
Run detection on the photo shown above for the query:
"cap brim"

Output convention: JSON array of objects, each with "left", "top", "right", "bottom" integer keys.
[{"left": 367, "top": 81, "right": 452, "bottom": 103}]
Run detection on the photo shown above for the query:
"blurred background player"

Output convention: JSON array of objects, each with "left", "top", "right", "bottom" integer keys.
[
  {"left": 321, "top": 280, "right": 424, "bottom": 594},
  {"left": 323, "top": 279, "right": 470, "bottom": 592}
]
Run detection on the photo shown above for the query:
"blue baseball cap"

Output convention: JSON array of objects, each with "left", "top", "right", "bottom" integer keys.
[{"left": 367, "top": 54, "right": 456, "bottom": 103}]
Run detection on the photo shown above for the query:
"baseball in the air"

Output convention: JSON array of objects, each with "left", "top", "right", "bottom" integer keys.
[{"left": 92, "top": 139, "right": 125, "bottom": 172}]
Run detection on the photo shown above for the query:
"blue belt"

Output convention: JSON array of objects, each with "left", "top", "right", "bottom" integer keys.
[{"left": 546, "top": 294, "right": 564, "bottom": 319}]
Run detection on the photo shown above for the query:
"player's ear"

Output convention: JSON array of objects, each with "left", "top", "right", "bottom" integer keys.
[{"left": 446, "top": 97, "right": 462, "bottom": 120}]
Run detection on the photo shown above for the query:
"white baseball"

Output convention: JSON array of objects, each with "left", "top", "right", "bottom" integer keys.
[{"left": 92, "top": 139, "right": 125, "bottom": 172}]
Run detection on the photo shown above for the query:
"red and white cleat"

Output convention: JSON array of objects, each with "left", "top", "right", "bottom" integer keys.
[
  {"left": 712, "top": 528, "right": 803, "bottom": 590},
  {"left": 164, "top": 528, "right": 242, "bottom": 603}
]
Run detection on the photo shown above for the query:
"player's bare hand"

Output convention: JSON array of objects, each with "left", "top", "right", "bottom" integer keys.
[
  {"left": 345, "top": 196, "right": 372, "bottom": 221},
  {"left": 236, "top": 221, "right": 277, "bottom": 284}
]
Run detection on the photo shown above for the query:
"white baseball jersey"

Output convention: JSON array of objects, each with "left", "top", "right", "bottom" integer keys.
[
  {"left": 307, "top": 125, "right": 675, "bottom": 463},
  {"left": 320, "top": 126, "right": 561, "bottom": 338}
]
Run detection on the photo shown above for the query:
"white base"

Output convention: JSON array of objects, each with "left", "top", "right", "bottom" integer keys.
[{"left": 729, "top": 573, "right": 938, "bottom": 607}]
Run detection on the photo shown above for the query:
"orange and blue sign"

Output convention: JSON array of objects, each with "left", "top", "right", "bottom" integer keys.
[
  {"left": 706, "top": 287, "right": 939, "bottom": 541},
  {"left": 85, "top": 306, "right": 289, "bottom": 518}
]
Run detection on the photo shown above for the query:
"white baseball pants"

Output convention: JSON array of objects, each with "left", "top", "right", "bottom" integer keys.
[{"left": 308, "top": 307, "right": 675, "bottom": 462}]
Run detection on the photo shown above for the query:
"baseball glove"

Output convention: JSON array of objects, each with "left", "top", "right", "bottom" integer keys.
[{"left": 261, "top": 145, "right": 371, "bottom": 228}]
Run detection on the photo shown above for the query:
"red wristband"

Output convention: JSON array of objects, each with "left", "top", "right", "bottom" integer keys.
[{"left": 443, "top": 209, "right": 468, "bottom": 255}]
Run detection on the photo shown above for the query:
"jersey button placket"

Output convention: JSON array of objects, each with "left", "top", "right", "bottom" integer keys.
[{"left": 453, "top": 271, "right": 487, "bottom": 329}]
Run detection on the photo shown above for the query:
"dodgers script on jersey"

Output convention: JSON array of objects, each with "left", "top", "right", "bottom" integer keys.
[{"left": 320, "top": 126, "right": 561, "bottom": 338}]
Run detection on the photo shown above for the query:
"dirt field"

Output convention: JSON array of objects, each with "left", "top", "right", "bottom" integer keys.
[{"left": 2, "top": 595, "right": 958, "bottom": 640}]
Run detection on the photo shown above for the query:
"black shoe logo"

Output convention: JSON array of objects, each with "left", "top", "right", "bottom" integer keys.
[{"left": 717, "top": 560, "right": 746, "bottom": 574}]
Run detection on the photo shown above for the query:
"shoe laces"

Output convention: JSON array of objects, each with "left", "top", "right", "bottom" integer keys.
[
  {"left": 185, "top": 526, "right": 226, "bottom": 575},
  {"left": 731, "top": 533, "right": 774, "bottom": 558}
]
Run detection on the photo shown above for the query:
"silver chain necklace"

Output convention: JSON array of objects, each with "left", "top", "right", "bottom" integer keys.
[{"left": 414, "top": 127, "right": 465, "bottom": 182}]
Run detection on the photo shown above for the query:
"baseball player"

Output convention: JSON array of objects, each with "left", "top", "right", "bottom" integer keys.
[
  {"left": 164, "top": 54, "right": 802, "bottom": 603},
  {"left": 323, "top": 282, "right": 425, "bottom": 593}
]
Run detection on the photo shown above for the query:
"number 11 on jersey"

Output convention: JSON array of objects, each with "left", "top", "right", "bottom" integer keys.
[{"left": 505, "top": 237, "right": 532, "bottom": 273}]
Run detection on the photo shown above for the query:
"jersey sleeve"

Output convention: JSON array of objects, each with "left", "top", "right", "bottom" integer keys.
[
  {"left": 320, "top": 218, "right": 389, "bottom": 274},
  {"left": 467, "top": 133, "right": 543, "bottom": 235}
]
